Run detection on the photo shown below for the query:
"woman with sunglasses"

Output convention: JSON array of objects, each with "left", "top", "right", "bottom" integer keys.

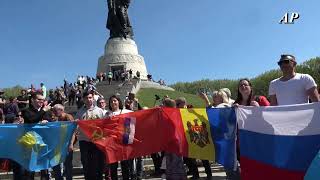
[
  {"left": 231, "top": 78, "right": 271, "bottom": 180},
  {"left": 234, "top": 79, "right": 260, "bottom": 107}
]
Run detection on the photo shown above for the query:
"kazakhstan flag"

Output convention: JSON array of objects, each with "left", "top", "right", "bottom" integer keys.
[{"left": 0, "top": 121, "right": 76, "bottom": 171}]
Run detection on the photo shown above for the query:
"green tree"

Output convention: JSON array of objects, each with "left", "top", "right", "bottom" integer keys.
[
  {"left": 3, "top": 85, "right": 25, "bottom": 98},
  {"left": 171, "top": 57, "right": 320, "bottom": 98}
]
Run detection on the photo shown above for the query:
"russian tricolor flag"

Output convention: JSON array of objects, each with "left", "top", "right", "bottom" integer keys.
[{"left": 237, "top": 103, "right": 320, "bottom": 180}]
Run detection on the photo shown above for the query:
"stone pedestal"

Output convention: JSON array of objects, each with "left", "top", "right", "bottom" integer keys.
[{"left": 97, "top": 38, "right": 148, "bottom": 80}]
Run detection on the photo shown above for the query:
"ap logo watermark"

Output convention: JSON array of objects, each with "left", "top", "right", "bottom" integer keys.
[{"left": 279, "top": 12, "right": 300, "bottom": 24}]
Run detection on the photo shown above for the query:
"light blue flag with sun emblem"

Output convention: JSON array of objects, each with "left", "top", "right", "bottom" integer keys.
[
  {"left": 0, "top": 121, "right": 76, "bottom": 171},
  {"left": 305, "top": 149, "right": 320, "bottom": 180}
]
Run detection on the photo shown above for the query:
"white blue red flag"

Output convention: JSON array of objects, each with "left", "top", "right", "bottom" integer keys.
[{"left": 237, "top": 103, "right": 320, "bottom": 180}]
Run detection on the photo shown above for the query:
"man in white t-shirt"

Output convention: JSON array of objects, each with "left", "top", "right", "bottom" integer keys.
[{"left": 269, "top": 54, "right": 319, "bottom": 105}]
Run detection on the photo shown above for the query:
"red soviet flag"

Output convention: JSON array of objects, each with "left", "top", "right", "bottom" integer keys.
[{"left": 77, "top": 108, "right": 181, "bottom": 163}]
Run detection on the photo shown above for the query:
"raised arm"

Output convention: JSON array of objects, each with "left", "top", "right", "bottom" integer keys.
[{"left": 198, "top": 92, "right": 211, "bottom": 107}]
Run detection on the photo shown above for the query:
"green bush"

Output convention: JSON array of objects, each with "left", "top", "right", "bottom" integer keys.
[
  {"left": 136, "top": 88, "right": 205, "bottom": 108},
  {"left": 3, "top": 85, "right": 25, "bottom": 98},
  {"left": 171, "top": 57, "right": 320, "bottom": 98}
]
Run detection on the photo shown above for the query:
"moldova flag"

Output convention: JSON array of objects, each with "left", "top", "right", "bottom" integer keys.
[
  {"left": 0, "top": 121, "right": 76, "bottom": 171},
  {"left": 237, "top": 103, "right": 320, "bottom": 180},
  {"left": 162, "top": 107, "right": 237, "bottom": 169},
  {"left": 77, "top": 107, "right": 237, "bottom": 170}
]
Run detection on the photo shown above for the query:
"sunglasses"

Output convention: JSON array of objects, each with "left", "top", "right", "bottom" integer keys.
[
  {"left": 277, "top": 60, "right": 291, "bottom": 66},
  {"left": 239, "top": 83, "right": 250, "bottom": 87}
]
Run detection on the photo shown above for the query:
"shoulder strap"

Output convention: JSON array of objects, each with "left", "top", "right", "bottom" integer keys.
[{"left": 255, "top": 96, "right": 261, "bottom": 103}]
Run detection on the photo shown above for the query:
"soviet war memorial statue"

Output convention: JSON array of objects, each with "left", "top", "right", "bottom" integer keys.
[
  {"left": 106, "top": 0, "right": 134, "bottom": 39},
  {"left": 98, "top": 0, "right": 148, "bottom": 81}
]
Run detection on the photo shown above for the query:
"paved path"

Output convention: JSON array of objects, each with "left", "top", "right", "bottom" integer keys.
[{"left": 0, "top": 163, "right": 226, "bottom": 180}]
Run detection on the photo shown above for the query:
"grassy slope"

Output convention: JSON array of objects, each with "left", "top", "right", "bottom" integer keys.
[{"left": 136, "top": 88, "right": 205, "bottom": 108}]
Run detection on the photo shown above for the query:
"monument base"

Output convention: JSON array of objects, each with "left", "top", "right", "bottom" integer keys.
[{"left": 97, "top": 38, "right": 148, "bottom": 80}]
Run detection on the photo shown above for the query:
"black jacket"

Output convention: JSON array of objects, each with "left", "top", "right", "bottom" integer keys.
[{"left": 22, "top": 105, "right": 51, "bottom": 124}]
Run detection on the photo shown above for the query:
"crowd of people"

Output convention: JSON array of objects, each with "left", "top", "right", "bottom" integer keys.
[
  {"left": 96, "top": 69, "right": 142, "bottom": 85},
  {"left": 96, "top": 68, "right": 166, "bottom": 87},
  {"left": 0, "top": 54, "right": 319, "bottom": 180}
]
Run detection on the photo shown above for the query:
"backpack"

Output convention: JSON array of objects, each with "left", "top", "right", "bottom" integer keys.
[{"left": 255, "top": 95, "right": 270, "bottom": 106}]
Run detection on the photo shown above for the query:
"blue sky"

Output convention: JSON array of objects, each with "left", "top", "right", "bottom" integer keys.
[{"left": 1, "top": 0, "right": 320, "bottom": 89}]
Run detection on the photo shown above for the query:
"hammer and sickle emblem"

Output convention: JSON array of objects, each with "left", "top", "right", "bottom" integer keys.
[{"left": 91, "top": 126, "right": 104, "bottom": 142}]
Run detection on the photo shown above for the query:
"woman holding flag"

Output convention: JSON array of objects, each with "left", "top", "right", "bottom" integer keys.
[
  {"left": 232, "top": 78, "right": 270, "bottom": 180},
  {"left": 107, "top": 95, "right": 133, "bottom": 180},
  {"left": 234, "top": 78, "right": 267, "bottom": 107}
]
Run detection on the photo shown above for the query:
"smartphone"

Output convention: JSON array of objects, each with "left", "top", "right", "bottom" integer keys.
[{"left": 198, "top": 88, "right": 206, "bottom": 94}]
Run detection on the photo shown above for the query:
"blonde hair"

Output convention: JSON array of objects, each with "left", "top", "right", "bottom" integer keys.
[
  {"left": 53, "top": 104, "right": 65, "bottom": 111},
  {"left": 212, "top": 90, "right": 229, "bottom": 104},
  {"left": 220, "top": 88, "right": 231, "bottom": 98}
]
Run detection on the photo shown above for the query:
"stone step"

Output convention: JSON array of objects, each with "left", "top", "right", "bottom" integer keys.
[{"left": 63, "top": 80, "right": 140, "bottom": 115}]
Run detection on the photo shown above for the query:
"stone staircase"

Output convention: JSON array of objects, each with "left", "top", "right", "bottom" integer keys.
[
  {"left": 95, "top": 79, "right": 141, "bottom": 102},
  {"left": 62, "top": 79, "right": 142, "bottom": 172},
  {"left": 64, "top": 79, "right": 141, "bottom": 115}
]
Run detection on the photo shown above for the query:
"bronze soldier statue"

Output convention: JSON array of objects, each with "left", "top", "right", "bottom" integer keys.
[{"left": 106, "top": 0, "right": 134, "bottom": 39}]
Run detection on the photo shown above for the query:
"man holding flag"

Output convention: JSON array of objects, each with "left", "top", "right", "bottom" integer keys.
[
  {"left": 76, "top": 91, "right": 105, "bottom": 180},
  {"left": 237, "top": 54, "right": 320, "bottom": 180},
  {"left": 19, "top": 92, "right": 51, "bottom": 180}
]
